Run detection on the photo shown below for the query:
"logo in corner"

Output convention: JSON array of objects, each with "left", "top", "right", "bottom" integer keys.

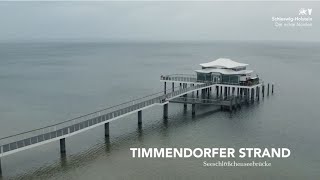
[
  {"left": 299, "top": 8, "right": 312, "bottom": 16},
  {"left": 299, "top": 8, "right": 307, "bottom": 15}
]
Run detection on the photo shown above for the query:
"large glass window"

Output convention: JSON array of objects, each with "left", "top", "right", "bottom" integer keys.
[
  {"left": 221, "top": 75, "right": 239, "bottom": 84},
  {"left": 197, "top": 73, "right": 212, "bottom": 82}
]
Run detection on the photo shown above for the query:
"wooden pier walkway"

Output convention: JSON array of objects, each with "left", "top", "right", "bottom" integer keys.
[{"left": 0, "top": 83, "right": 213, "bottom": 159}]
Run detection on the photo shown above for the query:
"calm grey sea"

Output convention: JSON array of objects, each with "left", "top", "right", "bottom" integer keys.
[{"left": 0, "top": 41, "right": 319, "bottom": 179}]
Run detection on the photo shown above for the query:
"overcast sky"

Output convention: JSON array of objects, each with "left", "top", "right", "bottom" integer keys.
[{"left": 0, "top": 1, "right": 319, "bottom": 42}]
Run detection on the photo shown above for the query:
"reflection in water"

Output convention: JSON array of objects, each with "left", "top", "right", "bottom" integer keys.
[
  {"left": 60, "top": 153, "right": 67, "bottom": 169},
  {"left": 105, "top": 137, "right": 111, "bottom": 154},
  {"left": 0, "top": 158, "right": 2, "bottom": 180},
  {"left": 137, "top": 124, "right": 144, "bottom": 143}
]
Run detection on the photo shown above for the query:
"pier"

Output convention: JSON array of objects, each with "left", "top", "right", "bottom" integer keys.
[{"left": 0, "top": 58, "right": 274, "bottom": 174}]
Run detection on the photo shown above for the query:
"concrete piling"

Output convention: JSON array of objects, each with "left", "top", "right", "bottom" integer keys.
[
  {"left": 183, "top": 93, "right": 187, "bottom": 108},
  {"left": 138, "top": 110, "right": 142, "bottom": 125},
  {"left": 192, "top": 104, "right": 196, "bottom": 115},
  {"left": 245, "top": 89, "right": 249, "bottom": 104},
  {"left": 164, "top": 82, "right": 167, "bottom": 94},
  {"left": 237, "top": 97, "right": 240, "bottom": 108},
  {"left": 267, "top": 83, "right": 270, "bottom": 96},
  {"left": 251, "top": 88, "right": 255, "bottom": 102},
  {"left": 172, "top": 82, "right": 174, "bottom": 92},
  {"left": 0, "top": 158, "right": 2, "bottom": 175},
  {"left": 60, "top": 138, "right": 66, "bottom": 154},
  {"left": 272, "top": 83, "right": 274, "bottom": 94},
  {"left": 257, "top": 87, "right": 260, "bottom": 101},
  {"left": 216, "top": 86, "right": 219, "bottom": 97},
  {"left": 105, "top": 123, "right": 109, "bottom": 137},
  {"left": 262, "top": 85, "right": 265, "bottom": 97},
  {"left": 163, "top": 104, "right": 168, "bottom": 119}
]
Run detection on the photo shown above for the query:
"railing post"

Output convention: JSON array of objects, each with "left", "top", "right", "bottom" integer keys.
[{"left": 60, "top": 138, "right": 66, "bottom": 154}]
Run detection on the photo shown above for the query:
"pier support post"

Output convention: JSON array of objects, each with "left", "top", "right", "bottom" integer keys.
[
  {"left": 184, "top": 92, "right": 187, "bottom": 108},
  {"left": 251, "top": 88, "right": 255, "bottom": 102},
  {"left": 236, "top": 96, "right": 241, "bottom": 108},
  {"left": 257, "top": 86, "right": 260, "bottom": 101},
  {"left": 60, "top": 138, "right": 66, "bottom": 154},
  {"left": 172, "top": 82, "right": 174, "bottom": 92},
  {"left": 138, "top": 110, "right": 142, "bottom": 125},
  {"left": 0, "top": 158, "right": 2, "bottom": 175},
  {"left": 192, "top": 104, "right": 196, "bottom": 116},
  {"left": 164, "top": 82, "right": 167, "bottom": 94},
  {"left": 245, "top": 89, "right": 248, "bottom": 104},
  {"left": 262, "top": 85, "right": 265, "bottom": 97},
  {"left": 163, "top": 104, "right": 168, "bottom": 119},
  {"left": 272, "top": 83, "right": 274, "bottom": 94},
  {"left": 267, "top": 83, "right": 270, "bottom": 96},
  {"left": 229, "top": 98, "right": 233, "bottom": 112},
  {"left": 184, "top": 103, "right": 187, "bottom": 109},
  {"left": 216, "top": 86, "right": 219, "bottom": 97},
  {"left": 105, "top": 123, "right": 109, "bottom": 137}
]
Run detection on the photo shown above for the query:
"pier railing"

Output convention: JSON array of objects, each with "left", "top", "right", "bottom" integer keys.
[
  {"left": 161, "top": 74, "right": 263, "bottom": 87},
  {"left": 160, "top": 74, "right": 198, "bottom": 83},
  {"left": 0, "top": 82, "right": 213, "bottom": 156}
]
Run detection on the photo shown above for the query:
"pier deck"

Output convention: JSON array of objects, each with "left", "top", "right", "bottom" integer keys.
[
  {"left": 169, "top": 97, "right": 246, "bottom": 106},
  {"left": 0, "top": 83, "right": 215, "bottom": 158}
]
